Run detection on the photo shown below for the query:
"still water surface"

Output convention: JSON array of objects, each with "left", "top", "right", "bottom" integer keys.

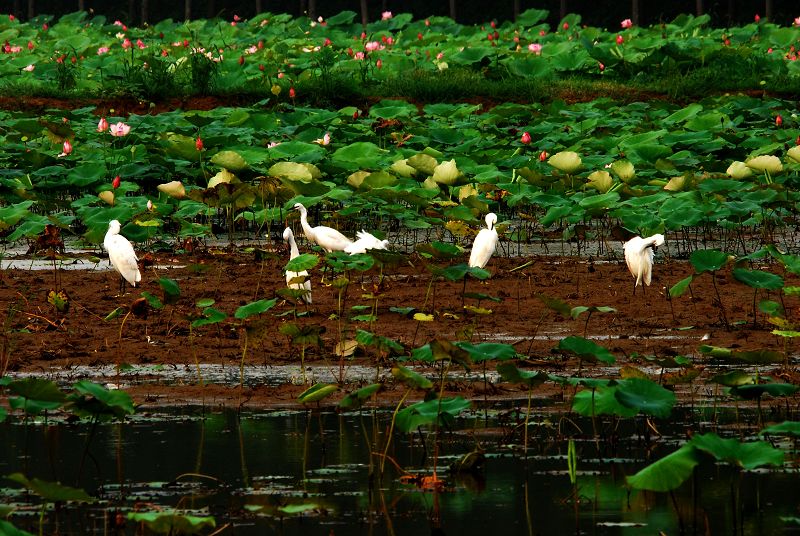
[{"left": 0, "top": 407, "right": 796, "bottom": 535}]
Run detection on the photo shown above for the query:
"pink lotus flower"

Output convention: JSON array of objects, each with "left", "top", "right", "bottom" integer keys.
[
  {"left": 539, "top": 30, "right": 546, "bottom": 36},
  {"left": 616, "top": 34, "right": 624, "bottom": 45},
  {"left": 365, "top": 41, "right": 381, "bottom": 52},
  {"left": 112, "top": 175, "right": 121, "bottom": 188},
  {"left": 109, "top": 122, "right": 131, "bottom": 137},
  {"left": 97, "top": 117, "right": 109, "bottom": 132},
  {"left": 795, "top": 17, "right": 800, "bottom": 26},
  {"left": 381, "top": 11, "right": 392, "bottom": 20},
  {"left": 97, "top": 47, "right": 109, "bottom": 55},
  {"left": 277, "top": 72, "right": 284, "bottom": 78},
  {"left": 520, "top": 132, "right": 531, "bottom": 144},
  {"left": 9, "top": 14, "right": 15, "bottom": 21},
  {"left": 59, "top": 140, "right": 72, "bottom": 157},
  {"left": 355, "top": 51, "right": 365, "bottom": 60},
  {"left": 136, "top": 39, "right": 146, "bottom": 49},
  {"left": 121, "top": 38, "right": 132, "bottom": 49},
  {"left": 754, "top": 14, "right": 760, "bottom": 22},
  {"left": 324, "top": 37, "right": 331, "bottom": 46},
  {"left": 436, "top": 52, "right": 444, "bottom": 60},
  {"left": 621, "top": 19, "right": 633, "bottom": 29},
  {"left": 314, "top": 132, "right": 331, "bottom": 145},
  {"left": 23, "top": 64, "right": 34, "bottom": 72},
  {"left": 528, "top": 43, "right": 542, "bottom": 55},
  {"left": 42, "top": 23, "right": 47, "bottom": 31},
  {"left": 539, "top": 151, "right": 548, "bottom": 162}
]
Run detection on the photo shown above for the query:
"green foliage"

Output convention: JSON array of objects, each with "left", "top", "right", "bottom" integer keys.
[
  {"left": 127, "top": 511, "right": 215, "bottom": 534},
  {"left": 395, "top": 396, "right": 471, "bottom": 433}
]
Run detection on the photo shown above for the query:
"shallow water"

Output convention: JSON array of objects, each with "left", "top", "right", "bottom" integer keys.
[{"left": 0, "top": 406, "right": 796, "bottom": 535}]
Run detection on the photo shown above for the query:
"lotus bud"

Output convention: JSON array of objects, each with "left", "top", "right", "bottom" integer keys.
[
  {"left": 726, "top": 161, "right": 753, "bottom": 179},
  {"left": 547, "top": 151, "right": 582, "bottom": 174},
  {"left": 520, "top": 131, "right": 531, "bottom": 144}
]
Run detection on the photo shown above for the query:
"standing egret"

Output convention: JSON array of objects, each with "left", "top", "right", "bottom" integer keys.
[
  {"left": 345, "top": 230, "right": 389, "bottom": 255},
  {"left": 623, "top": 233, "right": 665, "bottom": 294},
  {"left": 282, "top": 227, "right": 312, "bottom": 304},
  {"left": 292, "top": 203, "right": 353, "bottom": 252},
  {"left": 104, "top": 219, "right": 141, "bottom": 294},
  {"left": 468, "top": 213, "right": 499, "bottom": 268}
]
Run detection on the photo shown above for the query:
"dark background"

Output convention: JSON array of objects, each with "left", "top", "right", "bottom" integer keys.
[{"left": 2, "top": 1, "right": 797, "bottom": 29}]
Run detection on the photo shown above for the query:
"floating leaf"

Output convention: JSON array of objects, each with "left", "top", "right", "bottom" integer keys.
[{"left": 297, "top": 383, "right": 338, "bottom": 404}]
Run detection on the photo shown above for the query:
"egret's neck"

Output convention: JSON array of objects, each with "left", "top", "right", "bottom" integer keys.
[
  {"left": 298, "top": 210, "right": 314, "bottom": 239},
  {"left": 288, "top": 235, "right": 300, "bottom": 259}
]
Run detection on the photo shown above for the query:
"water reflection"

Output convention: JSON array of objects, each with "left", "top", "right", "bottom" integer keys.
[{"left": 0, "top": 408, "right": 795, "bottom": 534}]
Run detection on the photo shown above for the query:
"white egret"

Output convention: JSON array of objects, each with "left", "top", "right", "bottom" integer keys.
[
  {"left": 468, "top": 213, "right": 499, "bottom": 269},
  {"left": 104, "top": 219, "right": 141, "bottom": 294},
  {"left": 344, "top": 230, "right": 389, "bottom": 255},
  {"left": 282, "top": 227, "right": 312, "bottom": 304},
  {"left": 623, "top": 233, "right": 665, "bottom": 294},
  {"left": 292, "top": 203, "right": 353, "bottom": 252}
]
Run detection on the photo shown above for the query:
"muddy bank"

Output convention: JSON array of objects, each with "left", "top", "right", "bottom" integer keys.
[{"left": 1, "top": 249, "right": 797, "bottom": 408}]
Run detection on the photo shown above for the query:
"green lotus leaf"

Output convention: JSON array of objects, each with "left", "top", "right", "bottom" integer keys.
[
  {"left": 297, "top": 383, "right": 338, "bottom": 404},
  {"left": 391, "top": 364, "right": 433, "bottom": 390},
  {"left": 627, "top": 443, "right": 700, "bottom": 492},
  {"left": 269, "top": 162, "right": 322, "bottom": 181},
  {"left": 338, "top": 383, "right": 383, "bottom": 409},
  {"left": 572, "top": 385, "right": 637, "bottom": 417},
  {"left": 690, "top": 249, "right": 730, "bottom": 273},
  {"left": 235, "top": 298, "right": 278, "bottom": 319},
  {"left": 690, "top": 433, "right": 784, "bottom": 470},
  {"left": 557, "top": 335, "right": 615, "bottom": 364},
  {"left": 732, "top": 268, "right": 784, "bottom": 290},
  {"left": 395, "top": 396, "right": 471, "bottom": 433},
  {"left": 614, "top": 378, "right": 676, "bottom": 418},
  {"left": 496, "top": 362, "right": 549, "bottom": 387}
]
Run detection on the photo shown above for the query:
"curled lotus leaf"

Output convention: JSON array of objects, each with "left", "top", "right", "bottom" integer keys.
[
  {"left": 586, "top": 170, "right": 612, "bottom": 193},
  {"left": 390, "top": 158, "right": 417, "bottom": 178},
  {"left": 726, "top": 161, "right": 753, "bottom": 179},
  {"left": 746, "top": 155, "right": 782, "bottom": 175},
  {"left": 157, "top": 181, "right": 186, "bottom": 199},
  {"left": 210, "top": 150, "right": 248, "bottom": 172},
  {"left": 208, "top": 169, "right": 235, "bottom": 188},
  {"left": 98, "top": 190, "right": 114, "bottom": 206},
  {"left": 548, "top": 151, "right": 582, "bottom": 174},
  {"left": 787, "top": 146, "right": 800, "bottom": 164},
  {"left": 610, "top": 159, "right": 635, "bottom": 182},
  {"left": 432, "top": 159, "right": 463, "bottom": 185},
  {"left": 407, "top": 153, "right": 438, "bottom": 176}
]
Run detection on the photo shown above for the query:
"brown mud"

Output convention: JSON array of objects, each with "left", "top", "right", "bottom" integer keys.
[{"left": 1, "top": 247, "right": 797, "bottom": 410}]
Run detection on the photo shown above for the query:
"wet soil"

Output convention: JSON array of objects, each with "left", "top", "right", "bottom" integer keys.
[{"left": 1, "top": 248, "right": 798, "bottom": 409}]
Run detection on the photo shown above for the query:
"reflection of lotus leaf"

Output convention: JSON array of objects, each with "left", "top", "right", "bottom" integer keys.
[
  {"left": 548, "top": 151, "right": 582, "bottom": 173},
  {"left": 726, "top": 161, "right": 752, "bottom": 179},
  {"left": 746, "top": 155, "right": 782, "bottom": 175}
]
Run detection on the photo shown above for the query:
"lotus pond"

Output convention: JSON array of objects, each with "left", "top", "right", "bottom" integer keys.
[
  {"left": 1, "top": 403, "right": 799, "bottom": 536},
  {"left": 3, "top": 6, "right": 800, "bottom": 536}
]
